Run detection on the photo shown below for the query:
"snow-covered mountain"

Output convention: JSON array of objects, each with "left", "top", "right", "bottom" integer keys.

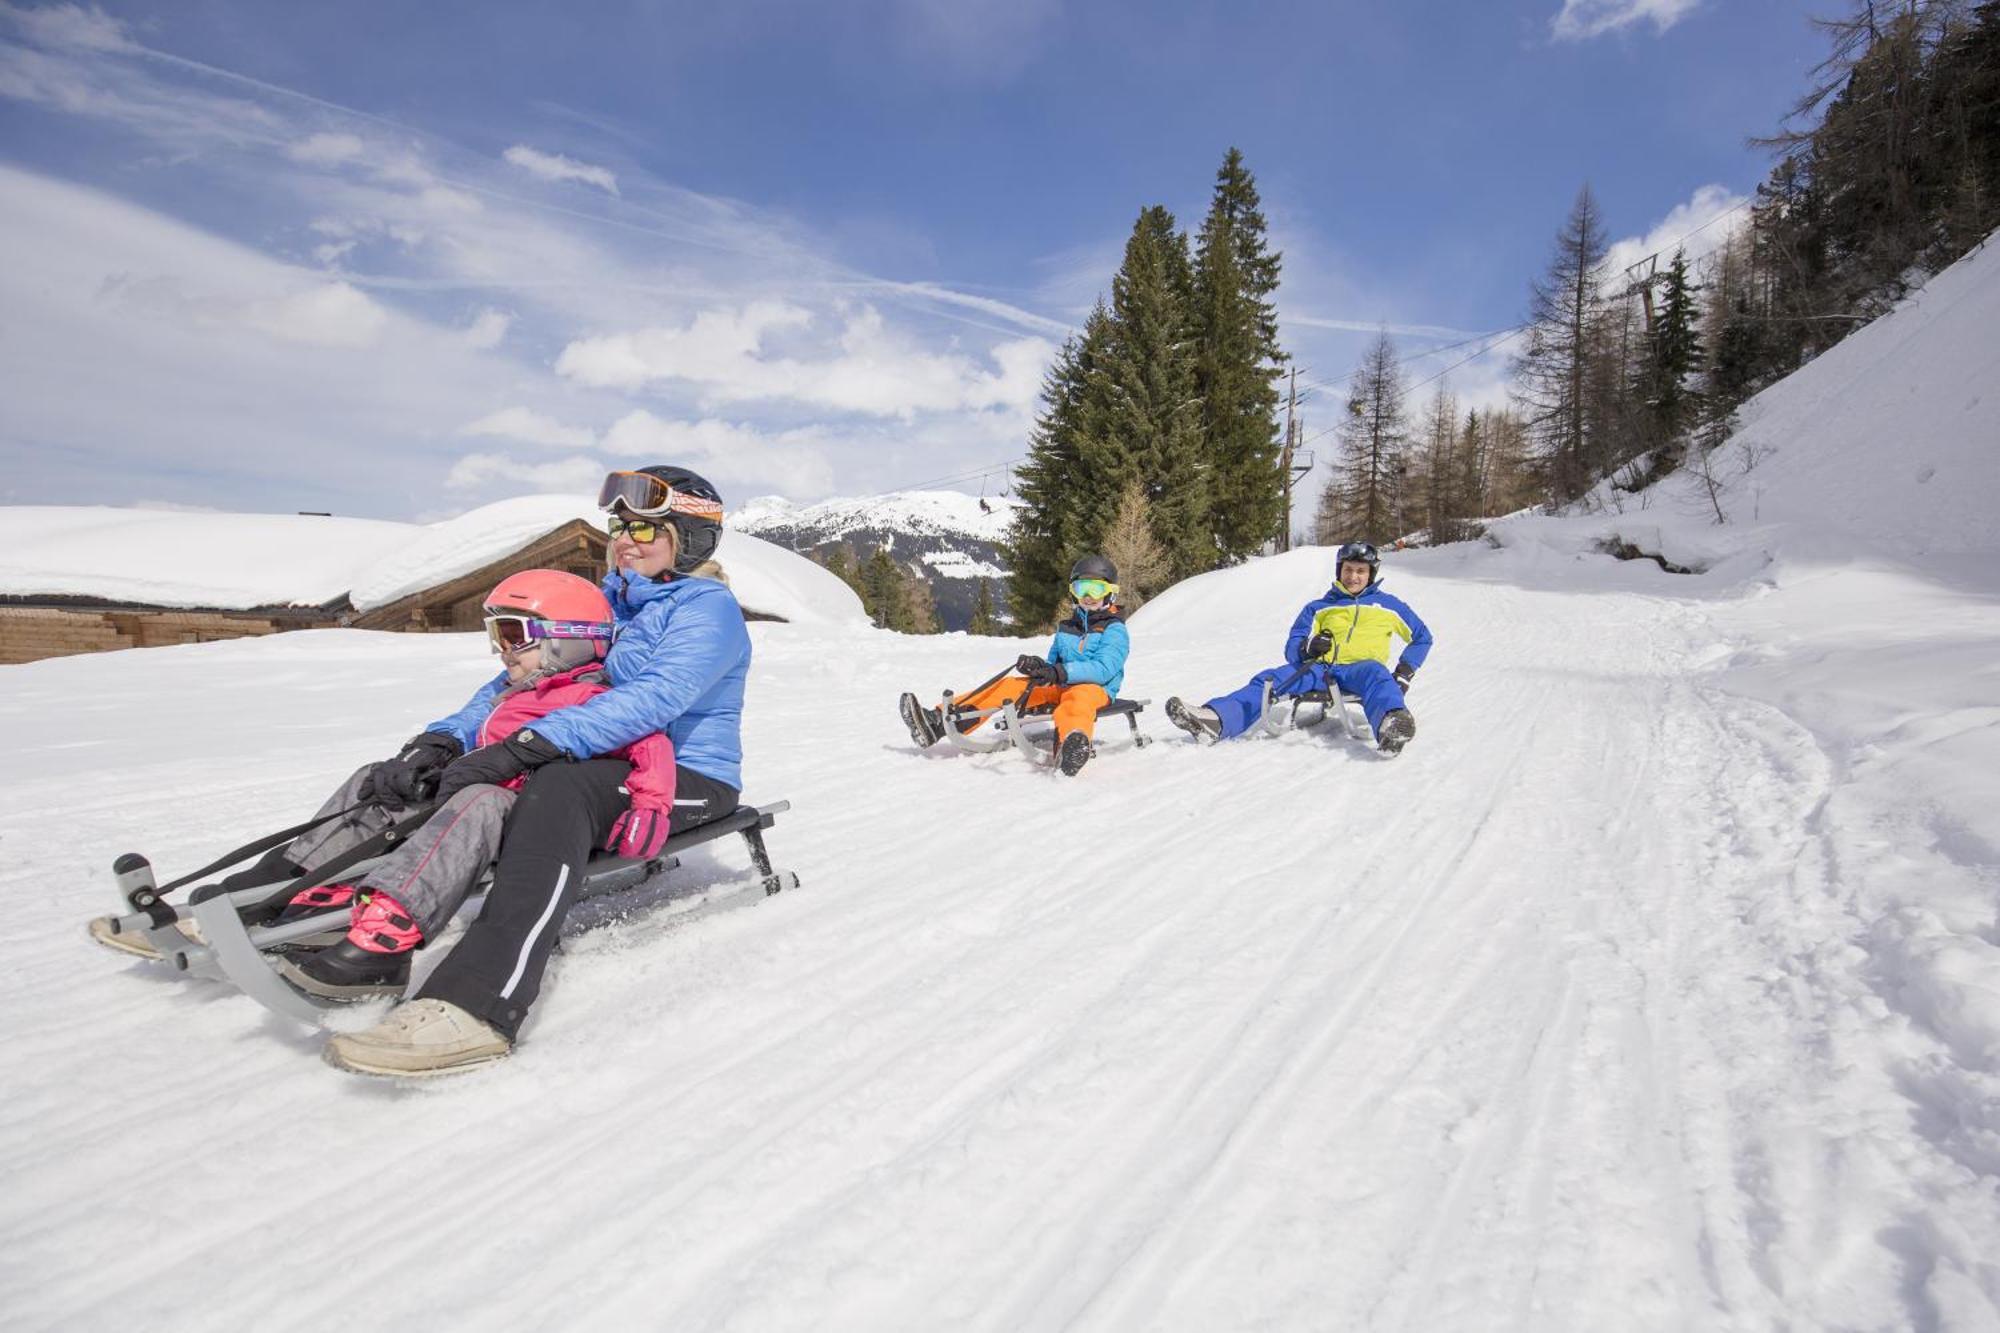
[
  {"left": 732, "top": 489, "right": 1020, "bottom": 629},
  {"left": 5, "top": 239, "right": 1999, "bottom": 1329}
]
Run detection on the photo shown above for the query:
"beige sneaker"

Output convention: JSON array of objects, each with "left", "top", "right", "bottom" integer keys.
[{"left": 324, "top": 999, "right": 512, "bottom": 1078}]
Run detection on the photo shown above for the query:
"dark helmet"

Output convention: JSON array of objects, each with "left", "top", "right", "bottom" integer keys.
[
  {"left": 1069, "top": 553, "right": 1118, "bottom": 585},
  {"left": 1334, "top": 540, "right": 1380, "bottom": 587},
  {"left": 600, "top": 466, "right": 725, "bottom": 575}
]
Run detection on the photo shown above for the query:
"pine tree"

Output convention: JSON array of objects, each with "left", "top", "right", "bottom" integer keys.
[
  {"left": 819, "top": 544, "right": 863, "bottom": 598},
  {"left": 1192, "top": 148, "right": 1286, "bottom": 561},
  {"left": 968, "top": 579, "right": 1000, "bottom": 635},
  {"left": 1097, "top": 479, "right": 1171, "bottom": 610},
  {"left": 1515, "top": 185, "right": 1611, "bottom": 501},
  {"left": 1092, "top": 205, "right": 1210, "bottom": 580}
]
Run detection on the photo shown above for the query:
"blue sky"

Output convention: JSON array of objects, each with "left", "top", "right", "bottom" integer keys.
[{"left": 0, "top": 0, "right": 1828, "bottom": 522}]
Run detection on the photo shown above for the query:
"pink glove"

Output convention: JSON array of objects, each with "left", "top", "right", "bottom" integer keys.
[{"left": 605, "top": 806, "right": 672, "bottom": 859}]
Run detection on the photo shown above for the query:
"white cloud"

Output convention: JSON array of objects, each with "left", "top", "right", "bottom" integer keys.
[
  {"left": 288, "top": 132, "right": 364, "bottom": 166},
  {"left": 443, "top": 451, "right": 608, "bottom": 493},
  {"left": 1602, "top": 183, "right": 1748, "bottom": 289},
  {"left": 555, "top": 301, "right": 1053, "bottom": 420},
  {"left": 1551, "top": 0, "right": 1701, "bottom": 41},
  {"left": 5, "top": 2, "right": 135, "bottom": 53},
  {"left": 599, "top": 410, "right": 838, "bottom": 497},
  {"left": 503, "top": 144, "right": 620, "bottom": 196},
  {"left": 463, "top": 307, "right": 512, "bottom": 349},
  {"left": 458, "top": 406, "right": 594, "bottom": 449},
  {"left": 239, "top": 281, "right": 389, "bottom": 347}
]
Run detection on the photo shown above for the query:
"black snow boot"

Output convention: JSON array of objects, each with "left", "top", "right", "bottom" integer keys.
[
  {"left": 1057, "top": 731, "right": 1093, "bottom": 777},
  {"left": 899, "top": 692, "right": 946, "bottom": 748},
  {"left": 1377, "top": 709, "right": 1417, "bottom": 756},
  {"left": 275, "top": 941, "right": 412, "bottom": 1001}
]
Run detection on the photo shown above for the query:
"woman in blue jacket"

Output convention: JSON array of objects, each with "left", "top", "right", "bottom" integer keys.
[
  {"left": 900, "top": 554, "right": 1130, "bottom": 777},
  {"left": 329, "top": 465, "right": 750, "bottom": 1077}
]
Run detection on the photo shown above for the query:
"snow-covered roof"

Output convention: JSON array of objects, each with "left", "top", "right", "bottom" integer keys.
[
  {"left": 1, "top": 496, "right": 866, "bottom": 626},
  {"left": 0, "top": 506, "right": 416, "bottom": 609}
]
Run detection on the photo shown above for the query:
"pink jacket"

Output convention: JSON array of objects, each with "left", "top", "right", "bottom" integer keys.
[{"left": 475, "top": 667, "right": 674, "bottom": 822}]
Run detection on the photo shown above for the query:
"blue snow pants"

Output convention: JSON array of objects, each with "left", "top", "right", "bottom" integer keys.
[{"left": 1206, "top": 660, "right": 1406, "bottom": 740}]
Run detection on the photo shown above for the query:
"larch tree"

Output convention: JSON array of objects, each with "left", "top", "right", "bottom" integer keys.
[
  {"left": 1324, "top": 331, "right": 1409, "bottom": 545},
  {"left": 1514, "top": 184, "right": 1611, "bottom": 502}
]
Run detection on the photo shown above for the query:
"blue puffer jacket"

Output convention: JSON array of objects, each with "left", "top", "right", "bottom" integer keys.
[
  {"left": 428, "top": 571, "right": 750, "bottom": 789},
  {"left": 1047, "top": 605, "right": 1130, "bottom": 697}
]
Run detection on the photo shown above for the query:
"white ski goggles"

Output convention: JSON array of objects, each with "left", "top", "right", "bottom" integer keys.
[
  {"left": 597, "top": 471, "right": 724, "bottom": 520},
  {"left": 483, "top": 615, "right": 613, "bottom": 656}
]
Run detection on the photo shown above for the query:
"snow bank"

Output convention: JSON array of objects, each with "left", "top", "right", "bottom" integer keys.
[{"left": 0, "top": 505, "right": 415, "bottom": 608}]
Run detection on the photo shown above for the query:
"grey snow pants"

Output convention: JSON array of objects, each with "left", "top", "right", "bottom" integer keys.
[{"left": 285, "top": 762, "right": 515, "bottom": 939}]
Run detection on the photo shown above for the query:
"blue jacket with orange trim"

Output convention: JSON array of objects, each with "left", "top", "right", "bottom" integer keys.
[{"left": 1047, "top": 605, "right": 1130, "bottom": 697}]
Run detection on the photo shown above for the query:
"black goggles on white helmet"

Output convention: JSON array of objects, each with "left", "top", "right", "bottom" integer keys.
[{"left": 597, "top": 471, "right": 724, "bottom": 521}]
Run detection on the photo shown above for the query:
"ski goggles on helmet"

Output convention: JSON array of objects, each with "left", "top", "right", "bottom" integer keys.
[
  {"left": 597, "top": 471, "right": 725, "bottom": 521},
  {"left": 483, "top": 615, "right": 613, "bottom": 656},
  {"left": 606, "top": 514, "right": 666, "bottom": 544},
  {"left": 1070, "top": 578, "right": 1116, "bottom": 602}
]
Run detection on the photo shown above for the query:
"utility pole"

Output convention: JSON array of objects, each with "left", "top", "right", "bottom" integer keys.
[{"left": 1278, "top": 366, "right": 1298, "bottom": 551}]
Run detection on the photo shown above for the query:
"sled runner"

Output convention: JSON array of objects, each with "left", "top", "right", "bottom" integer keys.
[
  {"left": 935, "top": 692, "right": 1153, "bottom": 768},
  {"left": 1251, "top": 680, "right": 1373, "bottom": 742},
  {"left": 88, "top": 801, "right": 799, "bottom": 1025}
]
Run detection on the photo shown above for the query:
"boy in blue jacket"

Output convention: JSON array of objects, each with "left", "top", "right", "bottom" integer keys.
[
  {"left": 1166, "top": 541, "right": 1432, "bottom": 754},
  {"left": 900, "top": 555, "right": 1131, "bottom": 776}
]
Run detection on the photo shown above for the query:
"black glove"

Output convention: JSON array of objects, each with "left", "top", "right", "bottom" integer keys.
[
  {"left": 1016, "top": 655, "right": 1061, "bottom": 686},
  {"left": 1304, "top": 631, "right": 1334, "bottom": 661},
  {"left": 432, "top": 729, "right": 567, "bottom": 802},
  {"left": 1394, "top": 661, "right": 1416, "bottom": 694},
  {"left": 361, "top": 731, "right": 463, "bottom": 804}
]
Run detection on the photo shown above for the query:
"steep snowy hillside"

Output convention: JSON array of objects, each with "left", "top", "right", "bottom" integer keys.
[{"left": 734, "top": 490, "right": 1018, "bottom": 629}]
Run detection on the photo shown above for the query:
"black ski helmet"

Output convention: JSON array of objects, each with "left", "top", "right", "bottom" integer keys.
[
  {"left": 1069, "top": 553, "right": 1118, "bottom": 585},
  {"left": 618, "top": 465, "right": 725, "bottom": 575},
  {"left": 1334, "top": 540, "right": 1380, "bottom": 587}
]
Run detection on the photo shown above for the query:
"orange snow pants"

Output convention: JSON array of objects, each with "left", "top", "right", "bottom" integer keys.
[{"left": 949, "top": 677, "right": 1112, "bottom": 741}]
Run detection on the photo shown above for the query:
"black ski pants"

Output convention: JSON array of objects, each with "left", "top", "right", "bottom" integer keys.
[{"left": 416, "top": 759, "right": 738, "bottom": 1040}]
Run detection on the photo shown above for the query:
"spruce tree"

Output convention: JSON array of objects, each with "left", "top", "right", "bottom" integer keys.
[
  {"left": 968, "top": 579, "right": 1000, "bottom": 636},
  {"left": 1639, "top": 248, "right": 1703, "bottom": 455},
  {"left": 1002, "top": 306, "right": 1113, "bottom": 629},
  {"left": 1193, "top": 149, "right": 1286, "bottom": 561},
  {"left": 861, "top": 547, "right": 902, "bottom": 629},
  {"left": 1093, "top": 205, "right": 1209, "bottom": 580}
]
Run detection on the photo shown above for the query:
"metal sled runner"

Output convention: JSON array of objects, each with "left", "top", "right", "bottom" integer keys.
[
  {"left": 1251, "top": 682, "right": 1372, "bottom": 741},
  {"left": 935, "top": 693, "right": 1153, "bottom": 767},
  {"left": 90, "top": 801, "right": 799, "bottom": 1026}
]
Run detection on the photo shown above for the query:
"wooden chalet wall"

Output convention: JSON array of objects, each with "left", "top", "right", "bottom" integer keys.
[
  {"left": 1, "top": 518, "right": 777, "bottom": 666},
  {"left": 0, "top": 604, "right": 339, "bottom": 666},
  {"left": 351, "top": 519, "right": 608, "bottom": 632}
]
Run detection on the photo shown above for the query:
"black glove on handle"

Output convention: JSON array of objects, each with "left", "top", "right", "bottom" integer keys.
[
  {"left": 362, "top": 731, "right": 464, "bottom": 803},
  {"left": 1305, "top": 631, "right": 1334, "bottom": 661},
  {"left": 1394, "top": 661, "right": 1416, "bottom": 693},
  {"left": 432, "top": 729, "right": 567, "bottom": 802},
  {"left": 1016, "top": 655, "right": 1063, "bottom": 686}
]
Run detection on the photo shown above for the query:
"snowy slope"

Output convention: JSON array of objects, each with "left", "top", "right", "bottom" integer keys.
[
  {"left": 3, "top": 246, "right": 1999, "bottom": 1329},
  {"left": 733, "top": 489, "right": 1020, "bottom": 546}
]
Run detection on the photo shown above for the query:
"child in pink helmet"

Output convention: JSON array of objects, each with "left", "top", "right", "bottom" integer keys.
[{"left": 269, "top": 570, "right": 675, "bottom": 1000}]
